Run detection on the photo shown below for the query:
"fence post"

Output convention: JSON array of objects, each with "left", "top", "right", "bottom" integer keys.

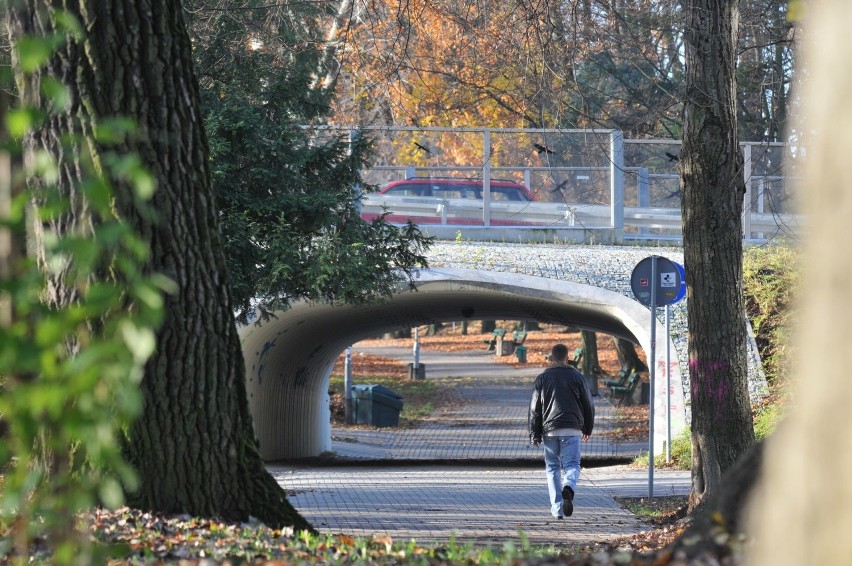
[
  {"left": 482, "top": 128, "right": 491, "bottom": 226},
  {"left": 742, "top": 143, "right": 753, "bottom": 240},
  {"left": 637, "top": 167, "right": 650, "bottom": 207},
  {"left": 610, "top": 130, "right": 625, "bottom": 243}
]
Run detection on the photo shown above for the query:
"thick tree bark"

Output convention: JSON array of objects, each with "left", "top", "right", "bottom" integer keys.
[
  {"left": 680, "top": 0, "right": 754, "bottom": 510},
  {"left": 6, "top": 1, "right": 310, "bottom": 530}
]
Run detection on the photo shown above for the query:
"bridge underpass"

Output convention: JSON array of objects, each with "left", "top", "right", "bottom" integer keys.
[{"left": 239, "top": 267, "right": 687, "bottom": 461}]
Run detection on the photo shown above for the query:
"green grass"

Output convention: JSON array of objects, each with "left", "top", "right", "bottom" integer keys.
[
  {"left": 754, "top": 401, "right": 782, "bottom": 441},
  {"left": 633, "top": 428, "right": 692, "bottom": 470},
  {"left": 633, "top": 406, "right": 783, "bottom": 470},
  {"left": 614, "top": 495, "right": 688, "bottom": 521}
]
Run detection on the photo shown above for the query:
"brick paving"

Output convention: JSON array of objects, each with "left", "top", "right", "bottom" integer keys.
[{"left": 270, "top": 347, "right": 689, "bottom": 546}]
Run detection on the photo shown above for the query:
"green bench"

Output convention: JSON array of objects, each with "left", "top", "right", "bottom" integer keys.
[
  {"left": 484, "top": 328, "right": 527, "bottom": 356},
  {"left": 609, "top": 371, "right": 642, "bottom": 406},
  {"left": 482, "top": 328, "right": 507, "bottom": 352},
  {"left": 603, "top": 364, "right": 634, "bottom": 388}
]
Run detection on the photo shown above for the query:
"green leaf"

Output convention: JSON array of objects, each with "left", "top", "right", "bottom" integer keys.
[
  {"left": 120, "top": 320, "right": 157, "bottom": 363},
  {"left": 14, "top": 37, "right": 54, "bottom": 72},
  {"left": 34, "top": 318, "right": 68, "bottom": 347},
  {"left": 82, "top": 177, "right": 114, "bottom": 211},
  {"left": 93, "top": 117, "right": 137, "bottom": 144},
  {"left": 132, "top": 281, "right": 164, "bottom": 311},
  {"left": 131, "top": 168, "right": 157, "bottom": 200},
  {"left": 98, "top": 478, "right": 125, "bottom": 509},
  {"left": 5, "top": 108, "right": 43, "bottom": 138},
  {"left": 40, "top": 77, "right": 71, "bottom": 111},
  {"left": 52, "top": 10, "right": 84, "bottom": 39}
]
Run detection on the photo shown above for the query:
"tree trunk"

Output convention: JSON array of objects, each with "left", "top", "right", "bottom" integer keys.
[
  {"left": 680, "top": 0, "right": 754, "bottom": 510},
  {"left": 6, "top": 1, "right": 310, "bottom": 530},
  {"left": 580, "top": 330, "right": 599, "bottom": 376},
  {"left": 612, "top": 338, "right": 648, "bottom": 373},
  {"left": 747, "top": 2, "right": 852, "bottom": 563}
]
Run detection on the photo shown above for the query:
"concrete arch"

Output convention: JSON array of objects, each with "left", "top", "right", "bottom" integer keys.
[{"left": 239, "top": 268, "right": 686, "bottom": 460}]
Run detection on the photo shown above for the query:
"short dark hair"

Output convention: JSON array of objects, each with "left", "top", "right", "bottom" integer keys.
[{"left": 550, "top": 343, "right": 569, "bottom": 362}]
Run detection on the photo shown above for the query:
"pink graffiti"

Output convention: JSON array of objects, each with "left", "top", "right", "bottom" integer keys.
[{"left": 689, "top": 358, "right": 733, "bottom": 418}]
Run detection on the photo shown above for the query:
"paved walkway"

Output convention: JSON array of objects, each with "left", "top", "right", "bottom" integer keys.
[
  {"left": 270, "top": 347, "right": 690, "bottom": 547},
  {"left": 331, "top": 347, "right": 645, "bottom": 461}
]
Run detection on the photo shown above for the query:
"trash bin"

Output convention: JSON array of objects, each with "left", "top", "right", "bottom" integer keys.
[
  {"left": 515, "top": 345, "right": 527, "bottom": 363},
  {"left": 584, "top": 373, "right": 599, "bottom": 397},
  {"left": 408, "top": 363, "right": 426, "bottom": 380},
  {"left": 350, "top": 384, "right": 404, "bottom": 427},
  {"left": 640, "top": 382, "right": 651, "bottom": 405}
]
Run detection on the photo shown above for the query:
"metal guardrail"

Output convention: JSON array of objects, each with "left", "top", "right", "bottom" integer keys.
[
  {"left": 361, "top": 196, "right": 804, "bottom": 242},
  {"left": 304, "top": 125, "right": 796, "bottom": 242}
]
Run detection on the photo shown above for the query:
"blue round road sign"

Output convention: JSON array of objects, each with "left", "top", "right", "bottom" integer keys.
[
  {"left": 630, "top": 256, "right": 683, "bottom": 307},
  {"left": 672, "top": 261, "right": 686, "bottom": 303}
]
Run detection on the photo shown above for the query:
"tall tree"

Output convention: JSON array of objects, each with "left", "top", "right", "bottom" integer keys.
[
  {"left": 184, "top": 1, "right": 430, "bottom": 322},
  {"left": 6, "top": 1, "right": 309, "bottom": 529},
  {"left": 746, "top": 1, "right": 852, "bottom": 562},
  {"left": 329, "top": 0, "right": 793, "bottom": 142},
  {"left": 679, "top": 0, "right": 754, "bottom": 509}
]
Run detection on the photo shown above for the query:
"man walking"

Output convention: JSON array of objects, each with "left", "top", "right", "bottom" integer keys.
[{"left": 529, "top": 343, "right": 595, "bottom": 519}]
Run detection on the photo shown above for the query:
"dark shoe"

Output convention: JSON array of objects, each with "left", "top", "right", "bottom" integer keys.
[{"left": 561, "top": 486, "right": 574, "bottom": 517}]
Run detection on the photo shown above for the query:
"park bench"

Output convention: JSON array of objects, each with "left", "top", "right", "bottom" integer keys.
[
  {"left": 484, "top": 328, "right": 527, "bottom": 356},
  {"left": 482, "top": 328, "right": 507, "bottom": 352},
  {"left": 567, "top": 346, "right": 584, "bottom": 367},
  {"left": 609, "top": 371, "right": 642, "bottom": 406},
  {"left": 603, "top": 364, "right": 634, "bottom": 388}
]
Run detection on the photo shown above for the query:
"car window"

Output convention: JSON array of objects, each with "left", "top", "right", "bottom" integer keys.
[
  {"left": 434, "top": 185, "right": 479, "bottom": 199},
  {"left": 382, "top": 180, "right": 530, "bottom": 201},
  {"left": 384, "top": 183, "right": 429, "bottom": 197},
  {"left": 491, "top": 187, "right": 528, "bottom": 202}
]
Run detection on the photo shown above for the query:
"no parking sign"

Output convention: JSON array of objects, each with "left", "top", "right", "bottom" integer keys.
[
  {"left": 629, "top": 255, "right": 684, "bottom": 499},
  {"left": 630, "top": 256, "right": 683, "bottom": 307}
]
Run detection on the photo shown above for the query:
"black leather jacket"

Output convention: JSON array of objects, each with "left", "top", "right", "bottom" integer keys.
[{"left": 529, "top": 364, "right": 595, "bottom": 441}]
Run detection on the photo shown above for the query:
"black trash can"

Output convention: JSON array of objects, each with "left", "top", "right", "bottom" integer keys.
[
  {"left": 584, "top": 373, "right": 599, "bottom": 397},
  {"left": 350, "top": 384, "right": 404, "bottom": 427},
  {"left": 640, "top": 382, "right": 651, "bottom": 405}
]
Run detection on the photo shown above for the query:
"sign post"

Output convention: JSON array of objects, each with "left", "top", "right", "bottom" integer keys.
[
  {"left": 630, "top": 256, "right": 682, "bottom": 498},
  {"left": 666, "top": 262, "right": 687, "bottom": 462},
  {"left": 344, "top": 346, "right": 353, "bottom": 424}
]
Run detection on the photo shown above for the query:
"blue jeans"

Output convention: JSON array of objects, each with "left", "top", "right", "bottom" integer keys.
[{"left": 542, "top": 435, "right": 581, "bottom": 517}]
